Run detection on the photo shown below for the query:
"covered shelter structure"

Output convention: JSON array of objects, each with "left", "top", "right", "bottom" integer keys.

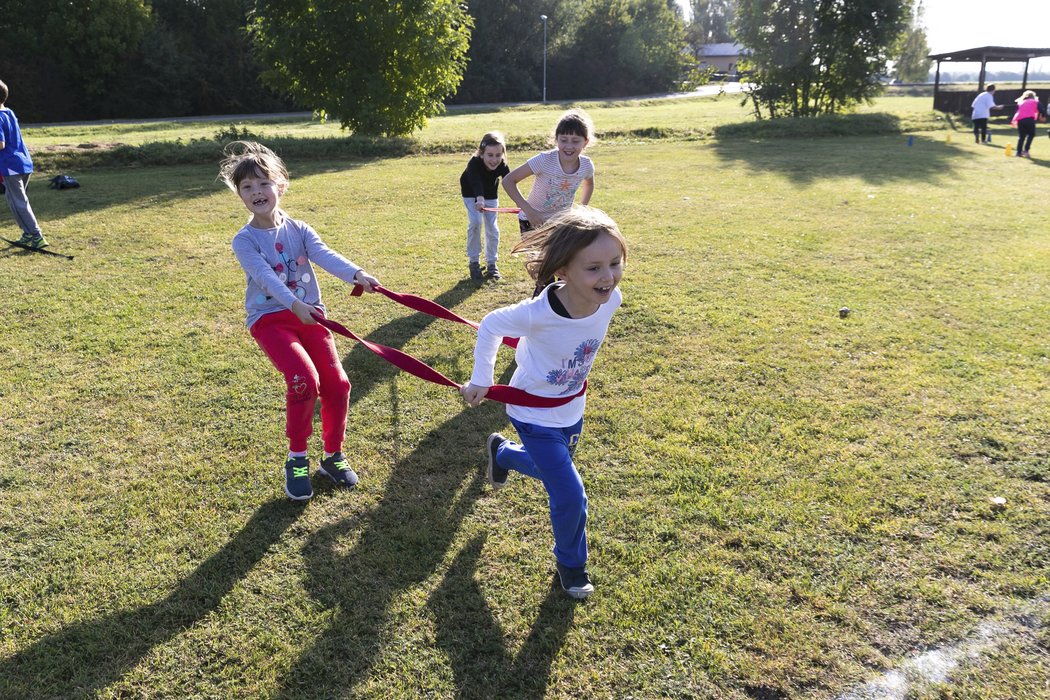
[{"left": 928, "top": 46, "right": 1050, "bottom": 118}]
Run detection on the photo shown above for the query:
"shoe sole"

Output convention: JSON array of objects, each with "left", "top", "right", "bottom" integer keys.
[
  {"left": 487, "top": 433, "right": 508, "bottom": 490},
  {"left": 556, "top": 568, "right": 595, "bottom": 599},
  {"left": 563, "top": 585, "right": 594, "bottom": 599},
  {"left": 284, "top": 485, "right": 313, "bottom": 501},
  {"left": 319, "top": 465, "right": 358, "bottom": 488}
]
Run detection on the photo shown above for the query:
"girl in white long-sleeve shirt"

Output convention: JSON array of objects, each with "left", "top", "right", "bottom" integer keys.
[{"left": 459, "top": 206, "right": 628, "bottom": 599}]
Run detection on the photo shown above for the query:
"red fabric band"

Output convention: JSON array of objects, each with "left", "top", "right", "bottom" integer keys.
[{"left": 315, "top": 284, "right": 585, "bottom": 408}]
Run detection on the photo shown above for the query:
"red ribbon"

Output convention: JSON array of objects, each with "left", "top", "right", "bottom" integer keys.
[{"left": 312, "top": 284, "right": 585, "bottom": 408}]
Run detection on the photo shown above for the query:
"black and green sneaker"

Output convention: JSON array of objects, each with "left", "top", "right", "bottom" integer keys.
[
  {"left": 319, "top": 452, "right": 359, "bottom": 488},
  {"left": 284, "top": 456, "right": 313, "bottom": 501},
  {"left": 486, "top": 433, "right": 509, "bottom": 490},
  {"left": 17, "top": 233, "right": 49, "bottom": 249}
]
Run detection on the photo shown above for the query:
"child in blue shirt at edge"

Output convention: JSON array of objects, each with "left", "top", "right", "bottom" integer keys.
[
  {"left": 220, "top": 141, "right": 380, "bottom": 501},
  {"left": 0, "top": 79, "right": 48, "bottom": 249},
  {"left": 459, "top": 206, "right": 627, "bottom": 599},
  {"left": 460, "top": 131, "right": 510, "bottom": 280}
]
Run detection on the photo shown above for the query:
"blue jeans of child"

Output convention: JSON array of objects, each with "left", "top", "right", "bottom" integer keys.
[
  {"left": 462, "top": 197, "right": 500, "bottom": 264},
  {"left": 500, "top": 416, "right": 588, "bottom": 569}
]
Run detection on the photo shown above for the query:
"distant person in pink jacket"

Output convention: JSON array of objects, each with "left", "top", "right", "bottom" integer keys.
[{"left": 1011, "top": 90, "right": 1045, "bottom": 158}]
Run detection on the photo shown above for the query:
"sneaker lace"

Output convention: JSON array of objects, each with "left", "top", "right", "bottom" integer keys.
[
  {"left": 330, "top": 458, "right": 350, "bottom": 472},
  {"left": 292, "top": 465, "right": 309, "bottom": 478}
]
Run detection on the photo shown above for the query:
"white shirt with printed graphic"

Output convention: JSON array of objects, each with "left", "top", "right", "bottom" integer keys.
[
  {"left": 518, "top": 149, "right": 594, "bottom": 222},
  {"left": 470, "top": 285, "right": 622, "bottom": 427}
]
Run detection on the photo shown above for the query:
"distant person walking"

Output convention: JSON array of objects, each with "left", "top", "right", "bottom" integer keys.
[
  {"left": 0, "top": 79, "right": 48, "bottom": 249},
  {"left": 970, "top": 84, "right": 1001, "bottom": 143},
  {"left": 1011, "top": 90, "right": 1044, "bottom": 158}
]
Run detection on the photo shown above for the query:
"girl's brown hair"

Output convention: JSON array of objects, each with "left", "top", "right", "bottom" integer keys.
[
  {"left": 218, "top": 140, "right": 290, "bottom": 192},
  {"left": 552, "top": 109, "right": 595, "bottom": 143},
  {"left": 512, "top": 206, "right": 627, "bottom": 283},
  {"left": 475, "top": 131, "right": 507, "bottom": 158}
]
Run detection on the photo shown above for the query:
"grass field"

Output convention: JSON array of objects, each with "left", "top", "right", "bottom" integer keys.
[{"left": 1, "top": 93, "right": 1048, "bottom": 699}]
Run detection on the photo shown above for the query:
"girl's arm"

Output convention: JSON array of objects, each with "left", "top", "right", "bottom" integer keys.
[
  {"left": 578, "top": 175, "right": 594, "bottom": 206},
  {"left": 460, "top": 301, "right": 531, "bottom": 407},
  {"left": 459, "top": 383, "right": 489, "bottom": 408},
  {"left": 502, "top": 163, "right": 544, "bottom": 228},
  {"left": 300, "top": 222, "right": 379, "bottom": 292},
  {"left": 465, "top": 159, "right": 487, "bottom": 211}
]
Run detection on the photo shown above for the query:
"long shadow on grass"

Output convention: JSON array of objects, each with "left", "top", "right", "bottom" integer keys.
[
  {"left": 6, "top": 154, "right": 381, "bottom": 232},
  {"left": 272, "top": 401, "right": 506, "bottom": 698},
  {"left": 0, "top": 499, "right": 302, "bottom": 699},
  {"left": 428, "top": 535, "right": 577, "bottom": 699},
  {"left": 711, "top": 129, "right": 962, "bottom": 185}
]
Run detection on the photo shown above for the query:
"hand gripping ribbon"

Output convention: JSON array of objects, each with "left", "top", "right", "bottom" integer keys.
[{"left": 311, "top": 284, "right": 586, "bottom": 408}]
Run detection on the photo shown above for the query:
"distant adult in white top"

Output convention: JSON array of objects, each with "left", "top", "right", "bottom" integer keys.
[{"left": 970, "top": 84, "right": 1002, "bottom": 144}]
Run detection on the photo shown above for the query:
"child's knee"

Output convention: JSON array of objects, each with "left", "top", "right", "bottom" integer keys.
[
  {"left": 552, "top": 479, "right": 587, "bottom": 513},
  {"left": 285, "top": 370, "right": 319, "bottom": 403},
  {"left": 324, "top": 372, "right": 351, "bottom": 400}
]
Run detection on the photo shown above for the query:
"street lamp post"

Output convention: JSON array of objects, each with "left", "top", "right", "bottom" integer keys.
[{"left": 540, "top": 14, "right": 548, "bottom": 103}]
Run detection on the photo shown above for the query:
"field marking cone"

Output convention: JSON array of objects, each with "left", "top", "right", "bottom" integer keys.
[
  {"left": 1005, "top": 144, "right": 1013, "bottom": 157},
  {"left": 946, "top": 131, "right": 952, "bottom": 143}
]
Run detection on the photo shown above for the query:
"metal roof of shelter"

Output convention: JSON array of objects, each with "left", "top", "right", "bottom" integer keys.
[{"left": 928, "top": 46, "right": 1050, "bottom": 63}]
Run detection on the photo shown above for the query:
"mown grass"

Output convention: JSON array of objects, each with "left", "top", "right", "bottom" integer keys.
[
  {"left": 0, "top": 96, "right": 1048, "bottom": 699},
  {"left": 22, "top": 91, "right": 956, "bottom": 173}
]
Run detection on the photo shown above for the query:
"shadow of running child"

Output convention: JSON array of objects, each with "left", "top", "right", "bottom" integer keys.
[
  {"left": 0, "top": 499, "right": 303, "bottom": 699},
  {"left": 428, "top": 534, "right": 578, "bottom": 700}
]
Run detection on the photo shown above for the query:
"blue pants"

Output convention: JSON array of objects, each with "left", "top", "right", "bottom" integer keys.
[
  {"left": 500, "top": 417, "right": 588, "bottom": 569},
  {"left": 462, "top": 197, "right": 500, "bottom": 264}
]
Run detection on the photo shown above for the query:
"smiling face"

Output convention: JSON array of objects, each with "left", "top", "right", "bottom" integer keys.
[
  {"left": 555, "top": 133, "right": 589, "bottom": 166},
  {"left": 238, "top": 169, "right": 286, "bottom": 228},
  {"left": 554, "top": 231, "right": 624, "bottom": 317},
  {"left": 481, "top": 144, "right": 505, "bottom": 171}
]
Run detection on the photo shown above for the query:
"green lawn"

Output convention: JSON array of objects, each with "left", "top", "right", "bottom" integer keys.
[
  {"left": 1, "top": 96, "right": 1048, "bottom": 699},
  {"left": 21, "top": 91, "right": 949, "bottom": 150}
]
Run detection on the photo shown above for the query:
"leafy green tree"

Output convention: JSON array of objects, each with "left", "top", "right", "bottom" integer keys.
[
  {"left": 453, "top": 0, "right": 585, "bottom": 104},
  {"left": 688, "top": 0, "right": 735, "bottom": 47},
  {"left": 0, "top": 0, "right": 152, "bottom": 119},
  {"left": 114, "top": 0, "right": 291, "bottom": 118},
  {"left": 249, "top": 0, "right": 472, "bottom": 136},
  {"left": 734, "top": 0, "right": 909, "bottom": 118},
  {"left": 551, "top": 0, "right": 692, "bottom": 99},
  {"left": 892, "top": 1, "right": 931, "bottom": 83}
]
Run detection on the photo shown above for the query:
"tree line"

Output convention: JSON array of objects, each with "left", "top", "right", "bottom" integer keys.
[
  {"left": 0, "top": 0, "right": 693, "bottom": 126},
  {"left": 0, "top": 0, "right": 932, "bottom": 132}
]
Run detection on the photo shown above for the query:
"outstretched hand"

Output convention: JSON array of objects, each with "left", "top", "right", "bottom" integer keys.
[
  {"left": 355, "top": 270, "right": 380, "bottom": 293},
  {"left": 459, "top": 382, "right": 490, "bottom": 408}
]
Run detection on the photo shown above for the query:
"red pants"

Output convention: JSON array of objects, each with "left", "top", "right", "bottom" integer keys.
[{"left": 250, "top": 310, "right": 351, "bottom": 453}]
